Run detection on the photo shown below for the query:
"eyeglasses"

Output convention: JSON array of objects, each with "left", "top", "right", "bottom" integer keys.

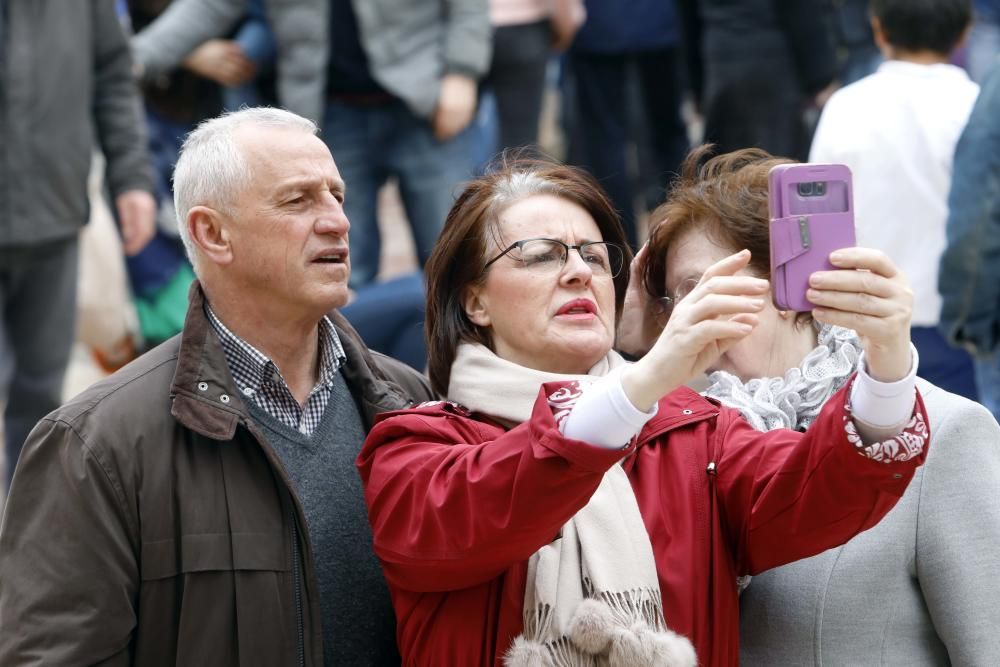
[
  {"left": 482, "top": 238, "right": 625, "bottom": 278},
  {"left": 650, "top": 277, "right": 701, "bottom": 325}
]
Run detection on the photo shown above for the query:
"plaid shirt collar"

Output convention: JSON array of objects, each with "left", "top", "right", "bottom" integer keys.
[{"left": 204, "top": 302, "right": 346, "bottom": 400}]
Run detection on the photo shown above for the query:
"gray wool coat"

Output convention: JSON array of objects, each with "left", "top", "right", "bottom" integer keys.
[{"left": 739, "top": 378, "right": 1000, "bottom": 665}]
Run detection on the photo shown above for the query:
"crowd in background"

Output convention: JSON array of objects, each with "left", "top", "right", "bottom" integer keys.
[
  {"left": 1, "top": 0, "right": 998, "bottom": 503},
  {"left": 1, "top": 0, "right": 998, "bottom": 481}
]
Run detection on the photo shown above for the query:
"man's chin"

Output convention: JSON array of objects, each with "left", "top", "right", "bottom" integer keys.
[{"left": 326, "top": 285, "right": 352, "bottom": 311}]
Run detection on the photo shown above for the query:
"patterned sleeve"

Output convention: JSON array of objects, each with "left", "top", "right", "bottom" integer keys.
[{"left": 844, "top": 389, "right": 930, "bottom": 463}]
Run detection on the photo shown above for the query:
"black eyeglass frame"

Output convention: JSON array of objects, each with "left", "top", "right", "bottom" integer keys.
[
  {"left": 481, "top": 237, "right": 626, "bottom": 277},
  {"left": 650, "top": 276, "right": 702, "bottom": 324}
]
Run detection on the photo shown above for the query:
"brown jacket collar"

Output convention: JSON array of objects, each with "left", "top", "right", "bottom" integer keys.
[{"left": 169, "top": 282, "right": 428, "bottom": 441}]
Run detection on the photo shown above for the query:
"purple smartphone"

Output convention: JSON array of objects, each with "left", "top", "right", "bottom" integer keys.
[{"left": 768, "top": 163, "right": 856, "bottom": 312}]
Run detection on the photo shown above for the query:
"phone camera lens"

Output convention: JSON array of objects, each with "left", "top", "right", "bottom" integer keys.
[
  {"left": 796, "top": 182, "right": 814, "bottom": 196},
  {"left": 814, "top": 181, "right": 827, "bottom": 196}
]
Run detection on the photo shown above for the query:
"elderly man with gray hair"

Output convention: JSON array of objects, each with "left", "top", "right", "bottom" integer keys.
[{"left": 0, "top": 107, "right": 433, "bottom": 666}]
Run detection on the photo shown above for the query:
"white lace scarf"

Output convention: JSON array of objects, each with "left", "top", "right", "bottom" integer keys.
[
  {"left": 704, "top": 325, "right": 861, "bottom": 432},
  {"left": 704, "top": 325, "right": 861, "bottom": 594},
  {"left": 448, "top": 343, "right": 697, "bottom": 667}
]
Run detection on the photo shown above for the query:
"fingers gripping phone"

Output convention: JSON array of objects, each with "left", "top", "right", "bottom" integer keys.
[{"left": 768, "top": 163, "right": 856, "bottom": 312}]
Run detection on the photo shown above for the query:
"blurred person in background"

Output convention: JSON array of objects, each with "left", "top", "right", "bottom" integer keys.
[
  {"left": 832, "top": 0, "right": 883, "bottom": 85},
  {"left": 969, "top": 0, "right": 1000, "bottom": 81},
  {"left": 0, "top": 0, "right": 155, "bottom": 488},
  {"left": 563, "top": 0, "right": 689, "bottom": 249},
  {"left": 116, "top": 0, "right": 237, "bottom": 360},
  {"left": 810, "top": 0, "right": 980, "bottom": 400},
  {"left": 133, "top": 0, "right": 491, "bottom": 289},
  {"left": 627, "top": 146, "right": 1000, "bottom": 665},
  {"left": 686, "top": 0, "right": 837, "bottom": 162},
  {"left": 479, "top": 0, "right": 584, "bottom": 156},
  {"left": 939, "top": 56, "right": 1000, "bottom": 421}
]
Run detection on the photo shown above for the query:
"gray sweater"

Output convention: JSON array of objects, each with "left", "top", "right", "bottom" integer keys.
[
  {"left": 739, "top": 379, "right": 1000, "bottom": 665},
  {"left": 248, "top": 370, "right": 399, "bottom": 666}
]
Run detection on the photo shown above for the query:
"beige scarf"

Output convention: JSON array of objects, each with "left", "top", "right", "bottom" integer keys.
[{"left": 449, "top": 343, "right": 697, "bottom": 667}]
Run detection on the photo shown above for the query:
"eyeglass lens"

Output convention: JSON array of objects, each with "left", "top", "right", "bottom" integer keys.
[{"left": 517, "top": 239, "right": 623, "bottom": 276}]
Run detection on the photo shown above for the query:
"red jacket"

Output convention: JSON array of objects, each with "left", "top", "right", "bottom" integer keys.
[{"left": 358, "top": 380, "right": 929, "bottom": 666}]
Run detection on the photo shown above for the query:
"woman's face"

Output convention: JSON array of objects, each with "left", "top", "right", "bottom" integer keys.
[
  {"left": 464, "top": 194, "right": 618, "bottom": 374},
  {"left": 664, "top": 227, "right": 816, "bottom": 382}
]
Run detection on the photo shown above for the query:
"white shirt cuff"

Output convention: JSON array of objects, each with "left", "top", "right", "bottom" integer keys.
[
  {"left": 561, "top": 370, "right": 658, "bottom": 449},
  {"left": 849, "top": 343, "right": 920, "bottom": 428}
]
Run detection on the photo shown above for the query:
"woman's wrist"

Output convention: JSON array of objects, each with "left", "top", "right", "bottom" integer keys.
[
  {"left": 862, "top": 336, "right": 913, "bottom": 382},
  {"left": 620, "top": 353, "right": 682, "bottom": 412}
]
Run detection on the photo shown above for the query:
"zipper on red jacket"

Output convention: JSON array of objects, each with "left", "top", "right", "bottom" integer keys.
[{"left": 292, "top": 517, "right": 305, "bottom": 667}]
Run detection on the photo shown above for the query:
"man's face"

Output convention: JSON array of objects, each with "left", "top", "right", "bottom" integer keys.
[{"left": 224, "top": 126, "right": 351, "bottom": 321}]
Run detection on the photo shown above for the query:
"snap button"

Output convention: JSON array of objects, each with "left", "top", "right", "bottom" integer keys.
[
  {"left": 682, "top": 409, "right": 693, "bottom": 415},
  {"left": 197, "top": 382, "right": 208, "bottom": 391},
  {"left": 220, "top": 394, "right": 231, "bottom": 404}
]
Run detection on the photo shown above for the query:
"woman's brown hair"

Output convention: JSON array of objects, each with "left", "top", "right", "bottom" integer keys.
[
  {"left": 643, "top": 144, "right": 795, "bottom": 305},
  {"left": 424, "top": 152, "right": 633, "bottom": 396}
]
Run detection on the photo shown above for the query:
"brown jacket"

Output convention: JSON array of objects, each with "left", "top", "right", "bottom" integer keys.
[{"left": 0, "top": 284, "right": 434, "bottom": 666}]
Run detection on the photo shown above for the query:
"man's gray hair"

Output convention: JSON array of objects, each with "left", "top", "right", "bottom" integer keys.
[{"left": 172, "top": 107, "right": 318, "bottom": 266}]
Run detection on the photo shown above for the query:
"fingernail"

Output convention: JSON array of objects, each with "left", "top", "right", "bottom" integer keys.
[
  {"left": 751, "top": 298, "right": 765, "bottom": 308},
  {"left": 830, "top": 252, "right": 844, "bottom": 263}
]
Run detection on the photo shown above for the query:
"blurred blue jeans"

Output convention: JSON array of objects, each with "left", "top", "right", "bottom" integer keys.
[
  {"left": 145, "top": 109, "right": 190, "bottom": 208},
  {"left": 223, "top": 0, "right": 276, "bottom": 111},
  {"left": 974, "top": 356, "right": 1000, "bottom": 422},
  {"left": 938, "top": 57, "right": 1000, "bottom": 418},
  {"left": 911, "top": 326, "right": 979, "bottom": 402},
  {"left": 341, "top": 272, "right": 426, "bottom": 371},
  {"left": 968, "top": 17, "right": 1000, "bottom": 83},
  {"left": 321, "top": 100, "right": 473, "bottom": 288}
]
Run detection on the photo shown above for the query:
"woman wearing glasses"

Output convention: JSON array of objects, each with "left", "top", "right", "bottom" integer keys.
[
  {"left": 357, "top": 155, "right": 930, "bottom": 666},
  {"left": 628, "top": 146, "right": 1000, "bottom": 665}
]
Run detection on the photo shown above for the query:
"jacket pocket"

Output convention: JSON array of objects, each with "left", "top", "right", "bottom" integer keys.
[{"left": 140, "top": 532, "right": 288, "bottom": 580}]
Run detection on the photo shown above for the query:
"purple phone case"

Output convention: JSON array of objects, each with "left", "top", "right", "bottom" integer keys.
[{"left": 768, "top": 163, "right": 856, "bottom": 312}]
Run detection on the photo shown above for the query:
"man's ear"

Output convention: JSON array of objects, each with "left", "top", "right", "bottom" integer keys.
[
  {"left": 188, "top": 206, "right": 233, "bottom": 266},
  {"left": 462, "top": 285, "right": 491, "bottom": 328}
]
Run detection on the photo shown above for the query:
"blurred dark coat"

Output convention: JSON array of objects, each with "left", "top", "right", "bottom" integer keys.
[
  {"left": 0, "top": 0, "right": 152, "bottom": 247},
  {"left": 572, "top": 0, "right": 681, "bottom": 54},
  {"left": 684, "top": 0, "right": 838, "bottom": 160}
]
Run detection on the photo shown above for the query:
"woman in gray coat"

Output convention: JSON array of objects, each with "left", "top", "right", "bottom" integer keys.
[{"left": 622, "top": 146, "right": 1000, "bottom": 665}]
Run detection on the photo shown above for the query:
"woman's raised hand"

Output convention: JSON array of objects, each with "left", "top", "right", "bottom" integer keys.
[
  {"left": 616, "top": 243, "right": 662, "bottom": 358},
  {"left": 621, "top": 250, "right": 768, "bottom": 411},
  {"left": 808, "top": 247, "right": 914, "bottom": 382}
]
